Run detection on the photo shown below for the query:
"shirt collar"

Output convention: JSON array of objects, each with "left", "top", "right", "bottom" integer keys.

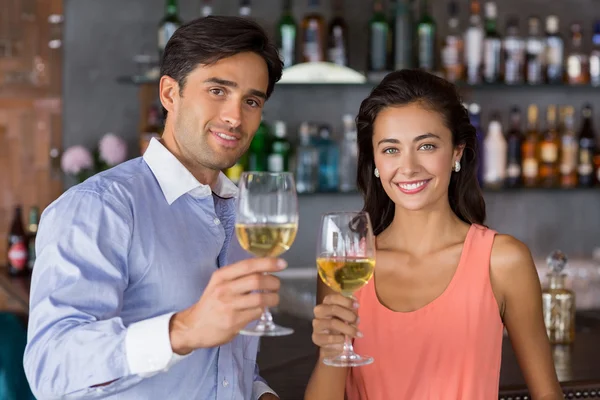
[{"left": 143, "top": 138, "right": 238, "bottom": 205}]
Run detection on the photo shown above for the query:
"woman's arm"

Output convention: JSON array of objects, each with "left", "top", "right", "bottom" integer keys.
[
  {"left": 304, "top": 279, "right": 357, "bottom": 400},
  {"left": 490, "top": 234, "right": 563, "bottom": 400}
]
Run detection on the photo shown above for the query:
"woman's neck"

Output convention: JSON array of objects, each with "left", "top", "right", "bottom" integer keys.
[{"left": 379, "top": 200, "right": 469, "bottom": 256}]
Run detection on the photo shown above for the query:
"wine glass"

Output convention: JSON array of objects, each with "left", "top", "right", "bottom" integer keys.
[
  {"left": 235, "top": 171, "right": 298, "bottom": 336},
  {"left": 316, "top": 211, "right": 376, "bottom": 367}
]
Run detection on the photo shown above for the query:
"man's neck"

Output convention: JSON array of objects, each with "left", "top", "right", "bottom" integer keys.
[{"left": 160, "top": 125, "right": 220, "bottom": 189}]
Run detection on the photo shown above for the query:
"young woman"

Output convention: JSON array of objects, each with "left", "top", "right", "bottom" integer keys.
[{"left": 304, "top": 69, "right": 562, "bottom": 400}]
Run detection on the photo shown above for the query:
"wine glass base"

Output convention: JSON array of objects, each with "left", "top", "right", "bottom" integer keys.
[
  {"left": 240, "top": 323, "right": 294, "bottom": 337},
  {"left": 323, "top": 353, "right": 374, "bottom": 367}
]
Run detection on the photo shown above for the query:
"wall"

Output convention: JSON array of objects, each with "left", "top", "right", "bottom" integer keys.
[{"left": 64, "top": 0, "right": 600, "bottom": 266}]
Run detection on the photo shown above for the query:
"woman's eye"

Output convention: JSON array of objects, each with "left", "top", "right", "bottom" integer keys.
[
  {"left": 419, "top": 144, "right": 436, "bottom": 151},
  {"left": 383, "top": 148, "right": 398, "bottom": 154}
]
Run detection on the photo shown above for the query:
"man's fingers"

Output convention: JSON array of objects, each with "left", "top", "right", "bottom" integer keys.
[
  {"left": 231, "top": 292, "right": 280, "bottom": 310},
  {"left": 213, "top": 258, "right": 287, "bottom": 283},
  {"left": 228, "top": 273, "right": 281, "bottom": 295},
  {"left": 234, "top": 307, "right": 264, "bottom": 330}
]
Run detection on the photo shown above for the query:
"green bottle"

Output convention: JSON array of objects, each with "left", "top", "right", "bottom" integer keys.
[
  {"left": 369, "top": 0, "right": 390, "bottom": 72},
  {"left": 416, "top": 0, "right": 436, "bottom": 71},
  {"left": 158, "top": 0, "right": 182, "bottom": 58},
  {"left": 278, "top": 0, "right": 297, "bottom": 68},
  {"left": 268, "top": 121, "right": 292, "bottom": 172},
  {"left": 248, "top": 116, "right": 271, "bottom": 172}
]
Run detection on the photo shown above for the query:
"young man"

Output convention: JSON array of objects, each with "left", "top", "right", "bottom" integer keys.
[{"left": 24, "top": 16, "right": 283, "bottom": 400}]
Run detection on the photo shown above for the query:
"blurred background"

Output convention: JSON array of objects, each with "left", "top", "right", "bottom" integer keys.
[{"left": 2, "top": 0, "right": 600, "bottom": 398}]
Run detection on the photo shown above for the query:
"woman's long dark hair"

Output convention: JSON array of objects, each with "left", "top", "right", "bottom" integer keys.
[{"left": 356, "top": 69, "right": 486, "bottom": 235}]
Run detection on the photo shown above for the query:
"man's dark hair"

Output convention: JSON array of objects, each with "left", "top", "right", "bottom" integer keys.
[{"left": 160, "top": 16, "right": 283, "bottom": 99}]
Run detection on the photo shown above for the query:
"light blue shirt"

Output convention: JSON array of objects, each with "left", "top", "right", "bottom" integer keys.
[{"left": 24, "top": 138, "right": 275, "bottom": 399}]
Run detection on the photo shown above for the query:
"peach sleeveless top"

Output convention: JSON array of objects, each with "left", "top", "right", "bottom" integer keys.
[{"left": 346, "top": 224, "right": 504, "bottom": 400}]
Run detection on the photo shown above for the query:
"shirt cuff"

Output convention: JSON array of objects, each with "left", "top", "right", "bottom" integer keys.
[
  {"left": 125, "top": 312, "right": 191, "bottom": 377},
  {"left": 253, "top": 381, "right": 278, "bottom": 399}
]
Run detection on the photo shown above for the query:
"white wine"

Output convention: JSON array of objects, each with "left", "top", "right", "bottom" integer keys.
[
  {"left": 236, "top": 223, "right": 297, "bottom": 257},
  {"left": 317, "top": 257, "right": 375, "bottom": 296}
]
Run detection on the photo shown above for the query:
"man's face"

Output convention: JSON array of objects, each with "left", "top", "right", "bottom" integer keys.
[{"left": 163, "top": 51, "right": 269, "bottom": 171}]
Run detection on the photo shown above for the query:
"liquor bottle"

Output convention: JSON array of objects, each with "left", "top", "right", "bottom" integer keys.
[
  {"left": 590, "top": 21, "right": 600, "bottom": 86},
  {"left": 566, "top": 23, "right": 589, "bottom": 85},
  {"left": 559, "top": 106, "right": 578, "bottom": 188},
  {"left": 545, "top": 15, "right": 564, "bottom": 84},
  {"left": 201, "top": 0, "right": 212, "bottom": 17},
  {"left": 538, "top": 105, "right": 560, "bottom": 187},
  {"left": 389, "top": 0, "right": 412, "bottom": 71},
  {"left": 503, "top": 17, "right": 525, "bottom": 85},
  {"left": 416, "top": 0, "right": 435, "bottom": 72},
  {"left": 268, "top": 121, "right": 291, "bottom": 173},
  {"left": 483, "top": 119, "right": 507, "bottom": 189},
  {"left": 295, "top": 122, "right": 319, "bottom": 193},
  {"left": 468, "top": 103, "right": 485, "bottom": 186},
  {"left": 525, "top": 16, "right": 545, "bottom": 85},
  {"left": 369, "top": 0, "right": 390, "bottom": 73},
  {"left": 239, "top": 0, "right": 251, "bottom": 16},
  {"left": 278, "top": 0, "right": 297, "bottom": 68},
  {"left": 505, "top": 107, "right": 523, "bottom": 188},
  {"left": 248, "top": 116, "right": 270, "bottom": 172},
  {"left": 301, "top": 0, "right": 325, "bottom": 63},
  {"left": 441, "top": 1, "right": 464, "bottom": 83},
  {"left": 158, "top": 0, "right": 182, "bottom": 58},
  {"left": 464, "top": 0, "right": 483, "bottom": 84},
  {"left": 542, "top": 250, "right": 575, "bottom": 345},
  {"left": 578, "top": 104, "right": 596, "bottom": 187},
  {"left": 27, "top": 206, "right": 39, "bottom": 271},
  {"left": 327, "top": 0, "right": 348, "bottom": 67},
  {"left": 316, "top": 124, "right": 339, "bottom": 192},
  {"left": 339, "top": 114, "right": 358, "bottom": 192},
  {"left": 482, "top": 2, "right": 501, "bottom": 83},
  {"left": 7, "top": 206, "right": 28, "bottom": 276},
  {"left": 522, "top": 104, "right": 540, "bottom": 187}
]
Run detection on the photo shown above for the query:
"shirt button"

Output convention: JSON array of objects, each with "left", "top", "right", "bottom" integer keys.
[
  {"left": 222, "top": 378, "right": 229, "bottom": 387},
  {"left": 214, "top": 218, "right": 221, "bottom": 225}
]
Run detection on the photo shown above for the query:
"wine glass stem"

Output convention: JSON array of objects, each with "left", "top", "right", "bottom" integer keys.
[
  {"left": 259, "top": 308, "right": 274, "bottom": 328},
  {"left": 342, "top": 335, "right": 355, "bottom": 357},
  {"left": 341, "top": 294, "right": 357, "bottom": 357}
]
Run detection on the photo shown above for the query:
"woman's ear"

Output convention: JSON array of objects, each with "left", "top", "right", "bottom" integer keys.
[{"left": 454, "top": 144, "right": 466, "bottom": 162}]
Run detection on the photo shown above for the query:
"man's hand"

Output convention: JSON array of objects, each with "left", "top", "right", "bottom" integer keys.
[
  {"left": 258, "top": 393, "right": 279, "bottom": 400},
  {"left": 169, "top": 257, "right": 287, "bottom": 354}
]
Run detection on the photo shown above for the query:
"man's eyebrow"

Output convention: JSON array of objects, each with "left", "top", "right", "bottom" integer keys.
[{"left": 203, "top": 77, "right": 267, "bottom": 100}]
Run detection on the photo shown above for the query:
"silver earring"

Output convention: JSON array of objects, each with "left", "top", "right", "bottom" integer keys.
[
  {"left": 454, "top": 160, "right": 461, "bottom": 172},
  {"left": 374, "top": 168, "right": 380, "bottom": 178}
]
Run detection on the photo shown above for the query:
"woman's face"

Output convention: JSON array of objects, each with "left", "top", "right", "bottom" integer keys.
[{"left": 372, "top": 103, "right": 464, "bottom": 212}]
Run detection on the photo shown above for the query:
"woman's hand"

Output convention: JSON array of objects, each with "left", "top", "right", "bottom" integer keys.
[{"left": 311, "top": 293, "right": 362, "bottom": 359}]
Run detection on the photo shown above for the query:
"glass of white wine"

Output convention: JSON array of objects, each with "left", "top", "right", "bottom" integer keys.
[
  {"left": 235, "top": 171, "right": 298, "bottom": 336},
  {"left": 316, "top": 211, "right": 375, "bottom": 367}
]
